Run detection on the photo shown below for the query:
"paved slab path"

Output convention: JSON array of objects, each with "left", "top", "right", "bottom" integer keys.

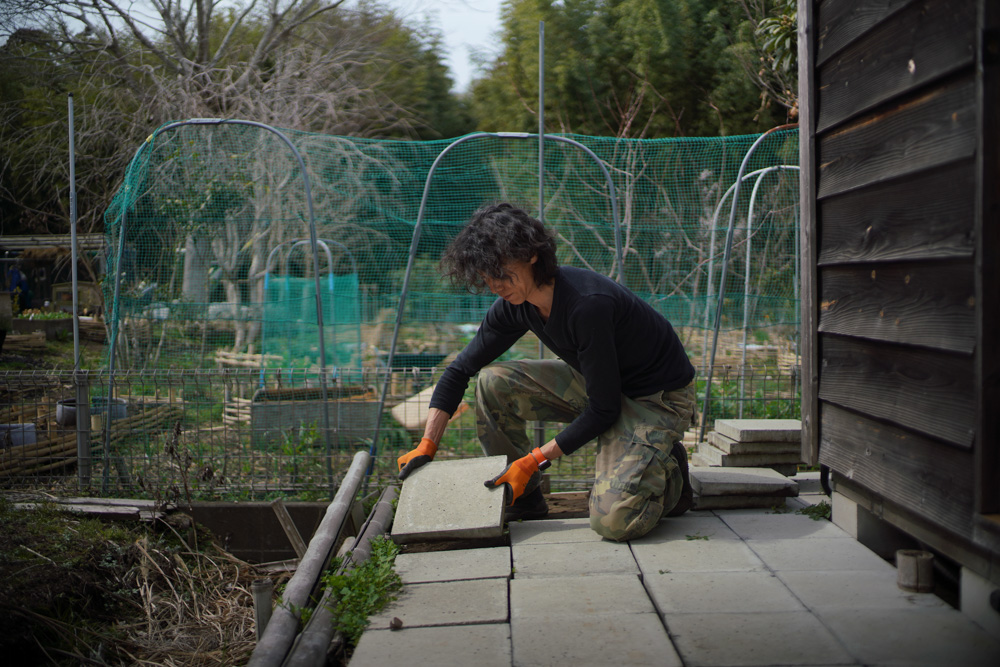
[{"left": 352, "top": 490, "right": 1000, "bottom": 666}]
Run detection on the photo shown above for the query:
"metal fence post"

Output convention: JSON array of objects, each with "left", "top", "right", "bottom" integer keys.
[{"left": 75, "top": 369, "right": 91, "bottom": 488}]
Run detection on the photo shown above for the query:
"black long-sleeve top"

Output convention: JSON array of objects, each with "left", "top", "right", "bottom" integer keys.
[{"left": 429, "top": 266, "right": 695, "bottom": 455}]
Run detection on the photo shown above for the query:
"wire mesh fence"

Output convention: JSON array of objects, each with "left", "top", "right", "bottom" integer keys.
[{"left": 0, "top": 356, "right": 799, "bottom": 499}]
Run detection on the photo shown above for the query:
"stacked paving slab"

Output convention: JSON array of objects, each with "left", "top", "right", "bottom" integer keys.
[
  {"left": 690, "top": 466, "right": 799, "bottom": 510},
  {"left": 693, "top": 418, "right": 803, "bottom": 477}
]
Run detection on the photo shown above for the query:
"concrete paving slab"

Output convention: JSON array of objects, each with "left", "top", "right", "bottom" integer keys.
[
  {"left": 512, "top": 541, "right": 639, "bottom": 578},
  {"left": 641, "top": 514, "right": 743, "bottom": 542},
  {"left": 820, "top": 607, "right": 1000, "bottom": 666},
  {"left": 392, "top": 455, "right": 507, "bottom": 543},
  {"left": 511, "top": 574, "right": 654, "bottom": 617},
  {"left": 632, "top": 537, "right": 766, "bottom": 573},
  {"left": 664, "top": 611, "right": 855, "bottom": 666},
  {"left": 350, "top": 623, "right": 511, "bottom": 667},
  {"left": 691, "top": 466, "right": 799, "bottom": 496},
  {"left": 368, "top": 578, "right": 508, "bottom": 629},
  {"left": 719, "top": 511, "right": 848, "bottom": 539},
  {"left": 694, "top": 494, "right": 792, "bottom": 510},
  {"left": 777, "top": 570, "right": 947, "bottom": 611},
  {"left": 645, "top": 570, "right": 805, "bottom": 614},
  {"left": 512, "top": 613, "right": 682, "bottom": 667},
  {"left": 395, "top": 547, "right": 510, "bottom": 584},
  {"left": 708, "top": 430, "right": 801, "bottom": 455},
  {"left": 697, "top": 442, "right": 802, "bottom": 467},
  {"left": 749, "top": 537, "right": 895, "bottom": 572},
  {"left": 508, "top": 517, "right": 601, "bottom": 545},
  {"left": 713, "top": 418, "right": 802, "bottom": 443}
]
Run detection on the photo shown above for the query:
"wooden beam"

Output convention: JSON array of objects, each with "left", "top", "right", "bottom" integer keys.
[
  {"left": 975, "top": 0, "right": 1000, "bottom": 514},
  {"left": 818, "top": 73, "right": 977, "bottom": 199},
  {"left": 817, "top": 0, "right": 976, "bottom": 133},
  {"left": 817, "top": 0, "right": 914, "bottom": 66},
  {"left": 819, "top": 334, "right": 975, "bottom": 447},
  {"left": 798, "top": 0, "right": 819, "bottom": 465}
]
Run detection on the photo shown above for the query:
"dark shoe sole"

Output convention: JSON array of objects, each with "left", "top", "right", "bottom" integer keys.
[{"left": 665, "top": 441, "right": 693, "bottom": 517}]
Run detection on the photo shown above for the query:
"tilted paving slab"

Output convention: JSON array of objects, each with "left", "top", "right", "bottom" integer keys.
[
  {"left": 392, "top": 455, "right": 507, "bottom": 543},
  {"left": 719, "top": 510, "right": 847, "bottom": 540},
  {"left": 394, "top": 546, "right": 510, "bottom": 584},
  {"left": 645, "top": 570, "right": 805, "bottom": 615},
  {"left": 664, "top": 610, "right": 855, "bottom": 666},
  {"left": 512, "top": 540, "right": 638, "bottom": 578},
  {"left": 691, "top": 454, "right": 798, "bottom": 477},
  {"left": 508, "top": 517, "right": 601, "bottom": 545},
  {"left": 748, "top": 537, "right": 895, "bottom": 572},
  {"left": 511, "top": 574, "right": 654, "bottom": 617},
  {"left": 820, "top": 607, "right": 1000, "bottom": 666},
  {"left": 512, "top": 613, "right": 682, "bottom": 667},
  {"left": 632, "top": 537, "right": 766, "bottom": 574},
  {"left": 708, "top": 430, "right": 802, "bottom": 455},
  {"left": 349, "top": 623, "right": 511, "bottom": 667},
  {"left": 776, "top": 570, "right": 947, "bottom": 612},
  {"left": 691, "top": 466, "right": 799, "bottom": 497},
  {"left": 713, "top": 418, "right": 802, "bottom": 443},
  {"left": 367, "top": 578, "right": 508, "bottom": 630}
]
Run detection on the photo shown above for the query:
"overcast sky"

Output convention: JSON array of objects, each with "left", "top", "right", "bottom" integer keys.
[{"left": 376, "top": 0, "right": 505, "bottom": 92}]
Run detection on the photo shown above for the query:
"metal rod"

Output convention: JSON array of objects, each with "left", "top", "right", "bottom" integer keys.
[
  {"left": 698, "top": 124, "right": 797, "bottom": 443},
  {"left": 252, "top": 579, "right": 274, "bottom": 642},
  {"left": 536, "top": 20, "right": 546, "bottom": 449},
  {"left": 68, "top": 94, "right": 80, "bottom": 369}
]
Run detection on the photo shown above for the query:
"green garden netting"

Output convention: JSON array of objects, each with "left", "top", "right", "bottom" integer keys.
[{"left": 101, "top": 123, "right": 799, "bottom": 374}]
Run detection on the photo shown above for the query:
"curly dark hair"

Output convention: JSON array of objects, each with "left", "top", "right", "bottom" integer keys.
[{"left": 440, "top": 203, "right": 558, "bottom": 293}]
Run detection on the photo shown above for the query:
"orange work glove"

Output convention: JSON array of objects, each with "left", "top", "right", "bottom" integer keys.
[
  {"left": 397, "top": 437, "right": 438, "bottom": 480},
  {"left": 484, "top": 448, "right": 549, "bottom": 505}
]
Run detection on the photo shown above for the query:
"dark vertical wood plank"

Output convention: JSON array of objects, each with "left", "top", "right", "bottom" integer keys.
[
  {"left": 817, "top": 74, "right": 977, "bottom": 198},
  {"left": 818, "top": 0, "right": 915, "bottom": 65},
  {"left": 820, "top": 403, "right": 975, "bottom": 536},
  {"left": 817, "top": 0, "right": 976, "bottom": 133},
  {"left": 818, "top": 159, "right": 975, "bottom": 264},
  {"left": 976, "top": 0, "right": 1000, "bottom": 514},
  {"left": 819, "top": 261, "right": 976, "bottom": 353},
  {"left": 799, "top": 0, "right": 819, "bottom": 465},
  {"left": 819, "top": 334, "right": 975, "bottom": 447}
]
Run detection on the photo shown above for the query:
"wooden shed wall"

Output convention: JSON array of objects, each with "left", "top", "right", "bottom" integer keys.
[{"left": 799, "top": 0, "right": 1000, "bottom": 574}]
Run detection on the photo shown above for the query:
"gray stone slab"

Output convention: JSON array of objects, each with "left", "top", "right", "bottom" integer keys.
[
  {"left": 642, "top": 513, "right": 742, "bottom": 542},
  {"left": 512, "top": 541, "right": 638, "bottom": 578},
  {"left": 665, "top": 611, "right": 855, "bottom": 666},
  {"left": 820, "top": 607, "right": 1000, "bottom": 666},
  {"left": 368, "top": 578, "right": 508, "bottom": 629},
  {"left": 645, "top": 571, "right": 805, "bottom": 614},
  {"left": 511, "top": 574, "right": 654, "bottom": 617},
  {"left": 713, "top": 418, "right": 802, "bottom": 443},
  {"left": 512, "top": 613, "right": 682, "bottom": 667},
  {"left": 632, "top": 537, "right": 766, "bottom": 573},
  {"left": 694, "top": 494, "right": 793, "bottom": 510},
  {"left": 395, "top": 547, "right": 510, "bottom": 584},
  {"left": 749, "top": 537, "right": 894, "bottom": 572},
  {"left": 691, "top": 453, "right": 799, "bottom": 477},
  {"left": 697, "top": 442, "right": 802, "bottom": 467},
  {"left": 777, "top": 570, "right": 947, "bottom": 612},
  {"left": 392, "top": 455, "right": 507, "bottom": 543},
  {"left": 708, "top": 430, "right": 801, "bottom": 455},
  {"left": 350, "top": 623, "right": 511, "bottom": 667},
  {"left": 508, "top": 517, "right": 601, "bottom": 546},
  {"left": 719, "top": 510, "right": 848, "bottom": 540},
  {"left": 691, "top": 466, "right": 799, "bottom": 496}
]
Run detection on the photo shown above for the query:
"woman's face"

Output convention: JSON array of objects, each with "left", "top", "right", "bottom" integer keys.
[{"left": 484, "top": 256, "right": 538, "bottom": 305}]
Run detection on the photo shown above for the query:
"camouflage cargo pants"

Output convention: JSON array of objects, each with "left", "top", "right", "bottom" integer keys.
[{"left": 476, "top": 359, "right": 696, "bottom": 542}]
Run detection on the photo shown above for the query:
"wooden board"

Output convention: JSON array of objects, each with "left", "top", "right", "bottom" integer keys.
[
  {"left": 817, "top": 159, "right": 975, "bottom": 265},
  {"left": 817, "top": 0, "right": 976, "bottom": 132},
  {"left": 818, "top": 261, "right": 975, "bottom": 353},
  {"left": 818, "top": 334, "right": 974, "bottom": 447},
  {"left": 819, "top": 403, "right": 974, "bottom": 538},
  {"left": 817, "top": 0, "right": 915, "bottom": 65},
  {"left": 817, "top": 73, "right": 977, "bottom": 199}
]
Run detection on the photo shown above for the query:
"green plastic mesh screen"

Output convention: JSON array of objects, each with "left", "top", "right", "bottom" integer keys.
[{"left": 102, "top": 122, "right": 799, "bottom": 375}]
